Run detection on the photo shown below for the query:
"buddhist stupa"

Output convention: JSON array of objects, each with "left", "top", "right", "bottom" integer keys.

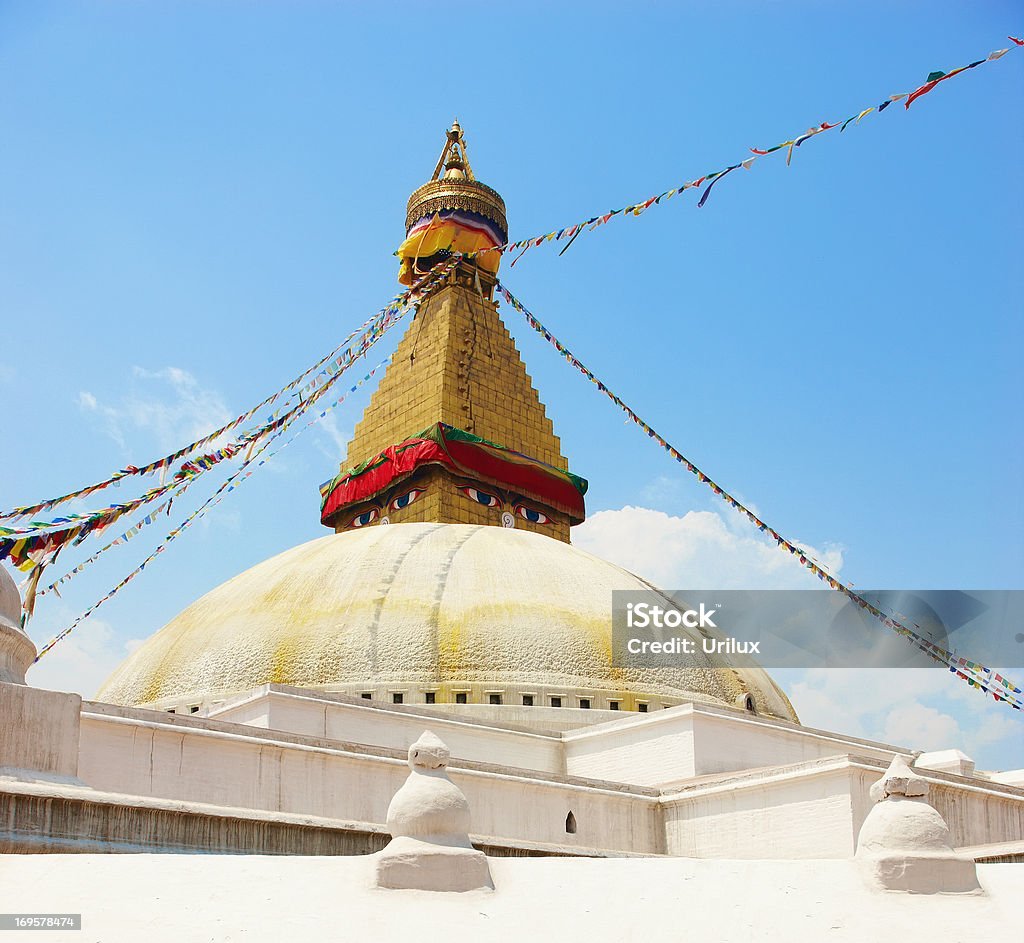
[{"left": 96, "top": 123, "right": 797, "bottom": 723}]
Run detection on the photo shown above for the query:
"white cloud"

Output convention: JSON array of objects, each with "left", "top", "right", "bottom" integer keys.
[
  {"left": 76, "top": 390, "right": 126, "bottom": 448},
  {"left": 195, "top": 505, "right": 242, "bottom": 536},
  {"left": 971, "top": 712, "right": 1022, "bottom": 747},
  {"left": 77, "top": 365, "right": 232, "bottom": 453},
  {"left": 26, "top": 616, "right": 133, "bottom": 700},
  {"left": 574, "top": 505, "right": 844, "bottom": 589},
  {"left": 881, "top": 702, "right": 962, "bottom": 751},
  {"left": 126, "top": 366, "right": 233, "bottom": 449},
  {"left": 786, "top": 667, "right": 1023, "bottom": 769},
  {"left": 788, "top": 668, "right": 948, "bottom": 738},
  {"left": 639, "top": 475, "right": 686, "bottom": 508},
  {"left": 574, "top": 504, "right": 1022, "bottom": 770},
  {"left": 312, "top": 412, "right": 352, "bottom": 464}
]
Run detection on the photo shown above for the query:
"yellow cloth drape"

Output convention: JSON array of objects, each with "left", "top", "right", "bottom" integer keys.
[{"left": 397, "top": 215, "right": 502, "bottom": 285}]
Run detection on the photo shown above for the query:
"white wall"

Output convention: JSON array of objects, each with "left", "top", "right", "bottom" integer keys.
[
  {"left": 564, "top": 703, "right": 907, "bottom": 787},
  {"left": 662, "top": 761, "right": 860, "bottom": 858},
  {"left": 0, "top": 682, "right": 81, "bottom": 780},
  {"left": 661, "top": 757, "right": 1024, "bottom": 859},
  {"left": 688, "top": 710, "right": 901, "bottom": 777},
  {"left": 77, "top": 704, "right": 662, "bottom": 854},
  {"left": 211, "top": 687, "right": 565, "bottom": 776},
  {"left": 564, "top": 712, "right": 697, "bottom": 786},
  {"left": 65, "top": 694, "right": 1024, "bottom": 861}
]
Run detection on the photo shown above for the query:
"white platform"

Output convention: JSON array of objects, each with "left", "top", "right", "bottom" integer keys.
[{"left": 3, "top": 853, "right": 1020, "bottom": 942}]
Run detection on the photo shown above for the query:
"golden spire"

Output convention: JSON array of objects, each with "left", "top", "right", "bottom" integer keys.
[
  {"left": 430, "top": 118, "right": 475, "bottom": 182},
  {"left": 320, "top": 124, "right": 584, "bottom": 542}
]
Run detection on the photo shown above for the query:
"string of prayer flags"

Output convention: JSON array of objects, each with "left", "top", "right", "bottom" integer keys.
[
  {"left": 38, "top": 497, "right": 176, "bottom": 598},
  {"left": 19, "top": 255, "right": 459, "bottom": 633},
  {"left": 495, "top": 280, "right": 1023, "bottom": 711},
  {"left": 34, "top": 356, "right": 393, "bottom": 661},
  {"left": 4, "top": 254, "right": 460, "bottom": 593},
  {"left": 0, "top": 475, "right": 199, "bottom": 573},
  {"left": 33, "top": 430, "right": 291, "bottom": 657},
  {"left": 1, "top": 358, "right": 330, "bottom": 522},
  {"left": 1, "top": 437, "right": 282, "bottom": 578},
  {"left": 440, "top": 36, "right": 1021, "bottom": 271},
  {"left": 697, "top": 166, "right": 739, "bottom": 208},
  {"left": 30, "top": 228, "right": 460, "bottom": 648},
  {"left": 0, "top": 261, "right": 454, "bottom": 526}
]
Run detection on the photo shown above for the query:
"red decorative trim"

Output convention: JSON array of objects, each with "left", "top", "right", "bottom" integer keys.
[{"left": 320, "top": 424, "right": 585, "bottom": 526}]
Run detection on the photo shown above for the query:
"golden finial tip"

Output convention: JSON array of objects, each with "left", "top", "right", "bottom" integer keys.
[{"left": 406, "top": 120, "right": 506, "bottom": 240}]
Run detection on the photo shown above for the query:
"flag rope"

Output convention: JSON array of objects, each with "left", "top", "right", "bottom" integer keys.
[
  {"left": 25, "top": 257, "right": 461, "bottom": 642},
  {"left": 2, "top": 258, "right": 461, "bottom": 584},
  {"left": 400, "top": 36, "right": 1022, "bottom": 269},
  {"left": 0, "top": 262, "right": 455, "bottom": 526},
  {"left": 33, "top": 355, "right": 394, "bottom": 661},
  {"left": 495, "top": 279, "right": 1023, "bottom": 711}
]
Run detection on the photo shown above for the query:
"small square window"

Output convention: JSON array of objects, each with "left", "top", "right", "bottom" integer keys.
[
  {"left": 489, "top": 693, "right": 502, "bottom": 705},
  {"left": 424, "top": 692, "right": 436, "bottom": 704},
  {"left": 455, "top": 692, "right": 468, "bottom": 704},
  {"left": 579, "top": 698, "right": 591, "bottom": 709},
  {"left": 522, "top": 695, "right": 534, "bottom": 706},
  {"left": 392, "top": 693, "right": 404, "bottom": 704},
  {"left": 638, "top": 703, "right": 649, "bottom": 713},
  {"left": 609, "top": 701, "right": 620, "bottom": 711},
  {"left": 551, "top": 696, "right": 562, "bottom": 708},
  {"left": 189, "top": 705, "right": 200, "bottom": 714},
  {"left": 361, "top": 692, "right": 372, "bottom": 700},
  {"left": 166, "top": 709, "right": 176, "bottom": 714}
]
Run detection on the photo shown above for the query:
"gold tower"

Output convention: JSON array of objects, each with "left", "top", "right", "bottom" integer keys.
[{"left": 320, "top": 122, "right": 586, "bottom": 543}]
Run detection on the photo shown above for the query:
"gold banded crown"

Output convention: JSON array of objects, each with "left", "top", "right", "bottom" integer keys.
[{"left": 405, "top": 119, "right": 508, "bottom": 240}]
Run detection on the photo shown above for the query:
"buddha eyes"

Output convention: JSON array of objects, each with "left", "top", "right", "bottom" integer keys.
[
  {"left": 348, "top": 490, "right": 425, "bottom": 526},
  {"left": 516, "top": 505, "right": 550, "bottom": 525},
  {"left": 350, "top": 508, "right": 379, "bottom": 528},
  {"left": 390, "top": 489, "right": 424, "bottom": 511},
  {"left": 460, "top": 486, "right": 500, "bottom": 508},
  {"left": 454, "top": 487, "right": 549, "bottom": 521}
]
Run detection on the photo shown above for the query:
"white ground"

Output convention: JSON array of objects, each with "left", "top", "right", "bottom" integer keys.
[{"left": 2, "top": 854, "right": 1020, "bottom": 942}]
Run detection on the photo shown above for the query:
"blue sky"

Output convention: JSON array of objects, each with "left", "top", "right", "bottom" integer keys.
[{"left": 1, "top": 2, "right": 1021, "bottom": 768}]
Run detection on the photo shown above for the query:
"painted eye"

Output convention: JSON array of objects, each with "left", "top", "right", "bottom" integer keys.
[
  {"left": 390, "top": 489, "right": 424, "bottom": 511},
  {"left": 350, "top": 508, "right": 379, "bottom": 528},
  {"left": 516, "top": 505, "right": 550, "bottom": 525},
  {"left": 460, "top": 486, "right": 500, "bottom": 508}
]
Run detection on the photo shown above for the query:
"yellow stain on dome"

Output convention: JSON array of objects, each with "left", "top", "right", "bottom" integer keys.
[
  {"left": 437, "top": 618, "right": 464, "bottom": 674},
  {"left": 95, "top": 524, "right": 798, "bottom": 722},
  {"left": 270, "top": 633, "right": 303, "bottom": 684}
]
